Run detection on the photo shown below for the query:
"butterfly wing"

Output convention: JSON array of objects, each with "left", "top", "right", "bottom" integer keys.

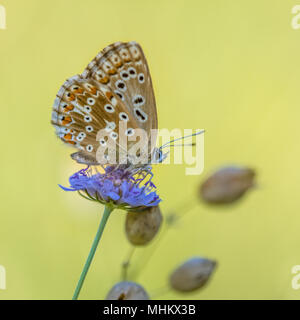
[
  {"left": 51, "top": 41, "right": 158, "bottom": 165},
  {"left": 51, "top": 75, "right": 140, "bottom": 164},
  {"left": 82, "top": 41, "right": 158, "bottom": 157}
]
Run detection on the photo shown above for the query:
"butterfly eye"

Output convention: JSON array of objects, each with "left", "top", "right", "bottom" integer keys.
[
  {"left": 158, "top": 150, "right": 163, "bottom": 161},
  {"left": 125, "top": 128, "right": 135, "bottom": 136},
  {"left": 86, "top": 125, "right": 93, "bottom": 133},
  {"left": 84, "top": 115, "right": 92, "bottom": 122},
  {"left": 110, "top": 132, "right": 118, "bottom": 140},
  {"left": 119, "top": 112, "right": 129, "bottom": 121},
  {"left": 87, "top": 98, "right": 95, "bottom": 105},
  {"left": 104, "top": 104, "right": 115, "bottom": 113},
  {"left": 128, "top": 67, "right": 137, "bottom": 78},
  {"left": 138, "top": 73, "right": 145, "bottom": 83},
  {"left": 86, "top": 145, "right": 93, "bottom": 152}
]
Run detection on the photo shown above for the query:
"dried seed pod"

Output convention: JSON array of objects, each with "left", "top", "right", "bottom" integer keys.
[
  {"left": 106, "top": 281, "right": 150, "bottom": 300},
  {"left": 200, "top": 166, "right": 255, "bottom": 204},
  {"left": 125, "top": 206, "right": 162, "bottom": 246},
  {"left": 169, "top": 257, "right": 217, "bottom": 292}
]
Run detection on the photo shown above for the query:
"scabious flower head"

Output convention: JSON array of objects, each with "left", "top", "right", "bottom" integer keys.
[{"left": 60, "top": 165, "right": 161, "bottom": 210}]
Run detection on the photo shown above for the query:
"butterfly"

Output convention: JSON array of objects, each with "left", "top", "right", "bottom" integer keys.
[{"left": 51, "top": 41, "right": 166, "bottom": 168}]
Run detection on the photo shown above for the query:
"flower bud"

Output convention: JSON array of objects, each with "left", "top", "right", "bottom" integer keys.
[
  {"left": 106, "top": 281, "right": 150, "bottom": 300},
  {"left": 169, "top": 257, "right": 217, "bottom": 292},
  {"left": 200, "top": 166, "right": 255, "bottom": 204},
  {"left": 125, "top": 206, "right": 162, "bottom": 246}
]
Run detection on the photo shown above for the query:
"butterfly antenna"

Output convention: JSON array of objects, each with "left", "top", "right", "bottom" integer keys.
[
  {"left": 167, "top": 143, "right": 196, "bottom": 148},
  {"left": 159, "top": 130, "right": 205, "bottom": 150}
]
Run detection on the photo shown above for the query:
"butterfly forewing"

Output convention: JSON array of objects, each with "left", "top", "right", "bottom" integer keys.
[{"left": 82, "top": 42, "right": 158, "bottom": 152}]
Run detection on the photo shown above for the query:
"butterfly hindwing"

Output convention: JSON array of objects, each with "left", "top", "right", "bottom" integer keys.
[{"left": 51, "top": 75, "right": 140, "bottom": 164}]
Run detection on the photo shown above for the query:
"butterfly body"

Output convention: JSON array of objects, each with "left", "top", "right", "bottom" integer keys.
[{"left": 51, "top": 41, "right": 162, "bottom": 169}]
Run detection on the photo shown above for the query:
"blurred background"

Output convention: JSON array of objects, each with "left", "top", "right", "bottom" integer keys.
[{"left": 0, "top": 0, "right": 299, "bottom": 299}]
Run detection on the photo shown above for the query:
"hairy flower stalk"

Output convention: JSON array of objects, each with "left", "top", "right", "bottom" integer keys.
[
  {"left": 60, "top": 165, "right": 161, "bottom": 299},
  {"left": 72, "top": 205, "right": 112, "bottom": 300}
]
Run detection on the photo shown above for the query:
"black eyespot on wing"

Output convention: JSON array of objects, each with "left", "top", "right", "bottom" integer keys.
[{"left": 134, "top": 108, "right": 146, "bottom": 121}]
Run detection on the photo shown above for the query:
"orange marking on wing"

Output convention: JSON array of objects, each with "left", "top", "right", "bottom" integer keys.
[
  {"left": 89, "top": 86, "right": 97, "bottom": 95},
  {"left": 63, "top": 104, "right": 74, "bottom": 112},
  {"left": 107, "top": 68, "right": 117, "bottom": 75},
  {"left": 100, "top": 77, "right": 110, "bottom": 84},
  {"left": 74, "top": 88, "right": 84, "bottom": 94},
  {"left": 64, "top": 133, "right": 72, "bottom": 140},
  {"left": 115, "top": 61, "right": 123, "bottom": 68},
  {"left": 61, "top": 116, "right": 72, "bottom": 126},
  {"left": 67, "top": 93, "right": 75, "bottom": 101},
  {"left": 105, "top": 91, "right": 113, "bottom": 101}
]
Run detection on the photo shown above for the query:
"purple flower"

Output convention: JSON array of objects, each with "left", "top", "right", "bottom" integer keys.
[{"left": 59, "top": 166, "right": 161, "bottom": 210}]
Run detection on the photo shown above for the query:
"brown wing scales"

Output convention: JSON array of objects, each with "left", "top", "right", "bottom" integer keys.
[{"left": 51, "top": 42, "right": 157, "bottom": 165}]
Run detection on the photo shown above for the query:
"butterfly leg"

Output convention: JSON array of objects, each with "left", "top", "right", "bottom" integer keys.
[{"left": 141, "top": 166, "right": 156, "bottom": 189}]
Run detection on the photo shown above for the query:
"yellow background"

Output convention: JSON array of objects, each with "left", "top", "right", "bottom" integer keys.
[{"left": 0, "top": 0, "right": 300, "bottom": 299}]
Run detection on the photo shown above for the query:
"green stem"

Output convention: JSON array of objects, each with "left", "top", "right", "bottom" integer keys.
[
  {"left": 72, "top": 205, "right": 113, "bottom": 300},
  {"left": 121, "top": 246, "right": 136, "bottom": 281}
]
